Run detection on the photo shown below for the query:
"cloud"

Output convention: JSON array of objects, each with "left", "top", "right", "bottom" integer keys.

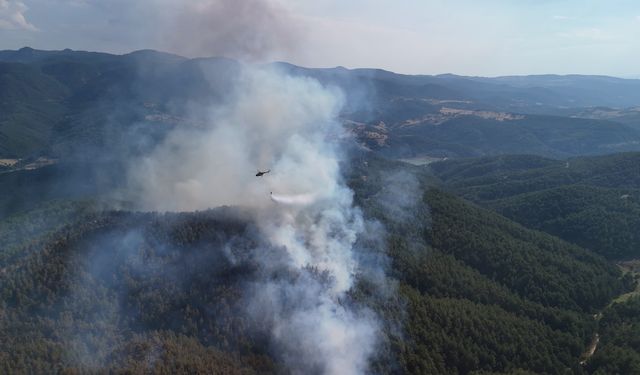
[{"left": 0, "top": 0, "right": 37, "bottom": 31}]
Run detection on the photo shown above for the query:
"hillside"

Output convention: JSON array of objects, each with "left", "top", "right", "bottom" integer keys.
[
  {"left": 491, "top": 186, "right": 640, "bottom": 260},
  {"left": 431, "top": 153, "right": 640, "bottom": 260},
  {"left": 0, "top": 153, "right": 632, "bottom": 374},
  {"left": 369, "top": 114, "right": 640, "bottom": 159},
  {"left": 0, "top": 161, "right": 124, "bottom": 219},
  {"left": 586, "top": 296, "right": 640, "bottom": 373},
  {"left": 0, "top": 154, "right": 633, "bottom": 374},
  {"left": 0, "top": 63, "right": 69, "bottom": 157}
]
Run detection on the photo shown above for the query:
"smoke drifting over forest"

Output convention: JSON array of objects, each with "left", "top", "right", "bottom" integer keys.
[{"left": 121, "top": 1, "right": 383, "bottom": 373}]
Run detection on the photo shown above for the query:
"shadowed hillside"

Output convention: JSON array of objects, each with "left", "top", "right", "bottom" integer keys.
[{"left": 431, "top": 153, "right": 640, "bottom": 260}]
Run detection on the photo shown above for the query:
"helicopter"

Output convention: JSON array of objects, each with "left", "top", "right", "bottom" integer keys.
[{"left": 256, "top": 169, "right": 271, "bottom": 177}]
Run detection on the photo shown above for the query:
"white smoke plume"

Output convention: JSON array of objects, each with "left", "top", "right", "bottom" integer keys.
[
  {"left": 151, "top": 0, "right": 302, "bottom": 62},
  {"left": 0, "top": 0, "right": 37, "bottom": 31},
  {"left": 128, "top": 66, "right": 379, "bottom": 374}
]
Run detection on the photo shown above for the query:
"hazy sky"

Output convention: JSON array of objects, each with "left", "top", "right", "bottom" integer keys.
[{"left": 1, "top": 0, "right": 639, "bottom": 76}]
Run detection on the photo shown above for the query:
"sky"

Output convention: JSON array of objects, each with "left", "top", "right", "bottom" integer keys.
[{"left": 0, "top": 0, "right": 639, "bottom": 76}]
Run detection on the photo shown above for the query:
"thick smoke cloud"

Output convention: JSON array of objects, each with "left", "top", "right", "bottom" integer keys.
[
  {"left": 120, "top": 1, "right": 384, "bottom": 373},
  {"left": 128, "top": 66, "right": 380, "bottom": 374},
  {"left": 130, "top": 68, "right": 344, "bottom": 212},
  {"left": 154, "top": 0, "right": 302, "bottom": 61},
  {"left": 0, "top": 0, "right": 37, "bottom": 31}
]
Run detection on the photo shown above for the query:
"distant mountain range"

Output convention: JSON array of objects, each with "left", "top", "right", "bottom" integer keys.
[{"left": 1, "top": 47, "right": 640, "bottom": 161}]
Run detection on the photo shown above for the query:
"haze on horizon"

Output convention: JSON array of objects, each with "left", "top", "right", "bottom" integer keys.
[{"left": 0, "top": 0, "right": 639, "bottom": 77}]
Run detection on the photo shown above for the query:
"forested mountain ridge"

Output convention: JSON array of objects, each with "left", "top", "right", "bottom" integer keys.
[
  {"left": 1, "top": 153, "right": 635, "bottom": 374},
  {"left": 2, "top": 48, "right": 640, "bottom": 160},
  {"left": 430, "top": 152, "right": 640, "bottom": 261},
  {"left": 431, "top": 153, "right": 640, "bottom": 197},
  {"left": 0, "top": 62, "right": 69, "bottom": 156}
]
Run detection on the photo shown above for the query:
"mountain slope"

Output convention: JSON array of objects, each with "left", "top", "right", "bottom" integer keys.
[
  {"left": 431, "top": 153, "right": 640, "bottom": 260},
  {"left": 491, "top": 186, "right": 640, "bottom": 260},
  {"left": 379, "top": 114, "right": 640, "bottom": 159},
  {"left": 0, "top": 63, "right": 69, "bottom": 157},
  {"left": 0, "top": 157, "right": 631, "bottom": 373}
]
